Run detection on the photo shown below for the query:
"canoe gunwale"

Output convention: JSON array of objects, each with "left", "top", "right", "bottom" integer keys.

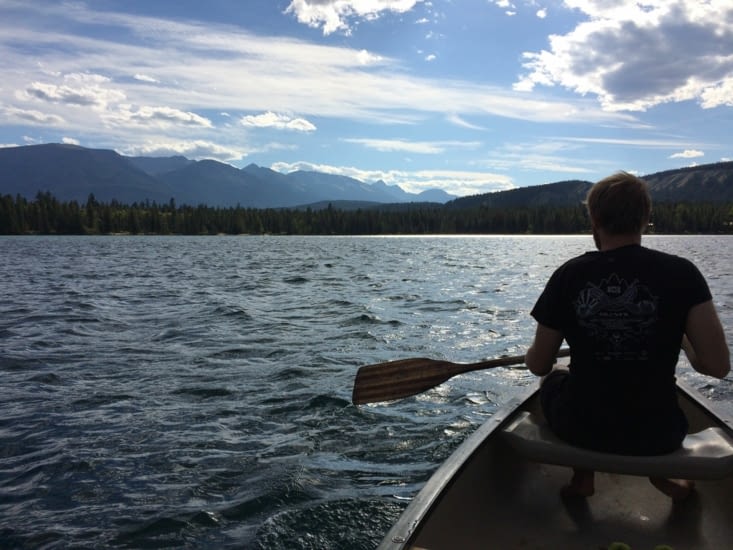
[
  {"left": 676, "top": 379, "right": 733, "bottom": 433},
  {"left": 377, "top": 384, "right": 538, "bottom": 549}
]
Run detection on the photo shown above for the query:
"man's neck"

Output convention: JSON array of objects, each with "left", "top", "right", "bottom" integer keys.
[{"left": 594, "top": 230, "right": 642, "bottom": 251}]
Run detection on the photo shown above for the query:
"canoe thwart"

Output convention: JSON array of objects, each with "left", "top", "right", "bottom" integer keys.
[{"left": 502, "top": 411, "right": 733, "bottom": 480}]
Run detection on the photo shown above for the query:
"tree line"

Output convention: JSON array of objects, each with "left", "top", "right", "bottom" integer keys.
[{"left": 1, "top": 192, "right": 732, "bottom": 235}]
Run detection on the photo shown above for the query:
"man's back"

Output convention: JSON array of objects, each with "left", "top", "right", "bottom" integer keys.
[{"left": 531, "top": 244, "right": 712, "bottom": 454}]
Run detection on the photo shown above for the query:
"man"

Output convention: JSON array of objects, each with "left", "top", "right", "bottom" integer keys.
[{"left": 525, "top": 171, "right": 730, "bottom": 500}]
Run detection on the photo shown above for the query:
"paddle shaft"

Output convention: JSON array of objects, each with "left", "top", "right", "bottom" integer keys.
[{"left": 352, "top": 348, "right": 570, "bottom": 405}]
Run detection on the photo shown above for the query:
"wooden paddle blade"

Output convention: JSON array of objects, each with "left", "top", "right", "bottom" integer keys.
[
  {"left": 352, "top": 357, "right": 464, "bottom": 405},
  {"left": 352, "top": 354, "right": 527, "bottom": 405},
  {"left": 352, "top": 348, "right": 570, "bottom": 405}
]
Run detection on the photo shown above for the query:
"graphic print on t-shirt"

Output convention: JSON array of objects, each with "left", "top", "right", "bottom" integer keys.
[{"left": 573, "top": 273, "right": 658, "bottom": 360}]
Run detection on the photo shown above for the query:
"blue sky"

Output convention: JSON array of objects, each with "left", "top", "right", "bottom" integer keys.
[{"left": 0, "top": 0, "right": 731, "bottom": 196}]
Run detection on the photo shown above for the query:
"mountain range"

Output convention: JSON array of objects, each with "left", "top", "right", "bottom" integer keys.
[
  {"left": 0, "top": 143, "right": 732, "bottom": 209},
  {"left": 0, "top": 144, "right": 454, "bottom": 207}
]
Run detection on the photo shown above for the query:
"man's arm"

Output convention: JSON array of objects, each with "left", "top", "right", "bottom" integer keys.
[
  {"left": 683, "top": 300, "right": 730, "bottom": 379},
  {"left": 526, "top": 323, "right": 564, "bottom": 376}
]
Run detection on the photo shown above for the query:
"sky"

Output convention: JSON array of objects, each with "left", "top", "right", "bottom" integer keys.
[{"left": 0, "top": 0, "right": 732, "bottom": 197}]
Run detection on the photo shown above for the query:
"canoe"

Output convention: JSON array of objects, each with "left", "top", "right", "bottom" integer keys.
[{"left": 378, "top": 375, "right": 733, "bottom": 550}]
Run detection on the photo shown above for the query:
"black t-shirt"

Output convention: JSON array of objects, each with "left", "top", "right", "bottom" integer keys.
[{"left": 531, "top": 244, "right": 712, "bottom": 454}]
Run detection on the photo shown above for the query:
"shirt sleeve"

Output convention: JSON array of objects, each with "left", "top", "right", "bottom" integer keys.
[
  {"left": 531, "top": 264, "right": 568, "bottom": 331},
  {"left": 680, "top": 257, "right": 712, "bottom": 309}
]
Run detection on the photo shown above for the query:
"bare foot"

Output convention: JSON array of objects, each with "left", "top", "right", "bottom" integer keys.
[
  {"left": 649, "top": 477, "right": 696, "bottom": 501},
  {"left": 561, "top": 468, "right": 595, "bottom": 498}
]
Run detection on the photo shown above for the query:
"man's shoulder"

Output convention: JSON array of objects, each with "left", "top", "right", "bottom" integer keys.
[{"left": 637, "top": 246, "right": 697, "bottom": 268}]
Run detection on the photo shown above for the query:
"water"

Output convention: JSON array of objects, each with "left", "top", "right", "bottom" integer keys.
[{"left": 1, "top": 235, "right": 732, "bottom": 549}]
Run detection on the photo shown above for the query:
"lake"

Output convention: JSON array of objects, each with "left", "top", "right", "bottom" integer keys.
[{"left": 1, "top": 235, "right": 732, "bottom": 549}]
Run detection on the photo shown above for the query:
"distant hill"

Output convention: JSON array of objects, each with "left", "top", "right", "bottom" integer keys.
[
  {"left": 0, "top": 144, "right": 173, "bottom": 204},
  {"left": 643, "top": 162, "right": 733, "bottom": 202},
  {"left": 416, "top": 187, "right": 456, "bottom": 203},
  {"left": 449, "top": 180, "right": 592, "bottom": 209},
  {"left": 447, "top": 162, "right": 733, "bottom": 209},
  {"left": 0, "top": 143, "right": 456, "bottom": 207}
]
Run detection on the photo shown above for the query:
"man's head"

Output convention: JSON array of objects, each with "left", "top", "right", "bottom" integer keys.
[{"left": 586, "top": 171, "right": 651, "bottom": 236}]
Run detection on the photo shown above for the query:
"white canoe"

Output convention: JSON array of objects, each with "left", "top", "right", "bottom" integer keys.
[{"left": 378, "top": 378, "right": 733, "bottom": 550}]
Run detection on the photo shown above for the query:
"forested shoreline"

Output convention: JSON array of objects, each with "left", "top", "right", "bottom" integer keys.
[{"left": 1, "top": 192, "right": 732, "bottom": 235}]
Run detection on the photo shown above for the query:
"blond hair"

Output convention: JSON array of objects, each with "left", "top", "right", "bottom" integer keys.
[{"left": 586, "top": 171, "right": 651, "bottom": 234}]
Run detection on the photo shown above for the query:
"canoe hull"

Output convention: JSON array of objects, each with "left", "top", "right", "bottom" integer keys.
[{"left": 379, "top": 380, "right": 733, "bottom": 550}]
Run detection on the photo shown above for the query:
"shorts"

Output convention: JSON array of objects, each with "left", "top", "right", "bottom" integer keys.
[
  {"left": 538, "top": 368, "right": 687, "bottom": 455},
  {"left": 539, "top": 369, "right": 574, "bottom": 443}
]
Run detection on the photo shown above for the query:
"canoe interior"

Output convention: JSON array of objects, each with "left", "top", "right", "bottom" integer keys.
[{"left": 380, "top": 380, "right": 733, "bottom": 550}]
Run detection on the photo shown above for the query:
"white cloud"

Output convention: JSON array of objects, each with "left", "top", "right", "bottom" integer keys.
[
  {"left": 670, "top": 149, "right": 704, "bottom": 159},
  {"left": 3, "top": 104, "right": 65, "bottom": 125},
  {"left": 271, "top": 160, "right": 514, "bottom": 195},
  {"left": 23, "top": 73, "right": 126, "bottom": 109},
  {"left": 252, "top": 141, "right": 299, "bottom": 154},
  {"left": 356, "top": 49, "right": 383, "bottom": 65},
  {"left": 557, "top": 136, "right": 701, "bottom": 149},
  {"left": 405, "top": 169, "right": 515, "bottom": 195},
  {"left": 494, "top": 0, "right": 515, "bottom": 9},
  {"left": 485, "top": 153, "right": 597, "bottom": 175},
  {"left": 120, "top": 140, "right": 247, "bottom": 161},
  {"left": 447, "top": 114, "right": 486, "bottom": 130},
  {"left": 489, "top": 135, "right": 711, "bottom": 177},
  {"left": 515, "top": 0, "right": 733, "bottom": 111},
  {"left": 344, "top": 137, "right": 481, "bottom": 154},
  {"left": 425, "top": 53, "right": 436, "bottom": 62},
  {"left": 700, "top": 78, "right": 733, "bottom": 108},
  {"left": 480, "top": 139, "right": 608, "bottom": 177},
  {"left": 536, "top": 8, "right": 547, "bottom": 18},
  {"left": 240, "top": 112, "right": 316, "bottom": 132},
  {"left": 493, "top": 0, "right": 517, "bottom": 16},
  {"left": 61, "top": 136, "right": 79, "bottom": 145},
  {"left": 345, "top": 137, "right": 442, "bottom": 154},
  {"left": 133, "top": 74, "right": 159, "bottom": 83},
  {"left": 105, "top": 105, "right": 213, "bottom": 129},
  {"left": 285, "top": 0, "right": 424, "bottom": 35}
]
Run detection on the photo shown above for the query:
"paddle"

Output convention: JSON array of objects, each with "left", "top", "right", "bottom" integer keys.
[{"left": 352, "top": 348, "right": 570, "bottom": 405}]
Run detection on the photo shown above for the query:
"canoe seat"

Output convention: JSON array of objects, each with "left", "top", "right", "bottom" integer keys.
[{"left": 501, "top": 411, "right": 733, "bottom": 480}]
